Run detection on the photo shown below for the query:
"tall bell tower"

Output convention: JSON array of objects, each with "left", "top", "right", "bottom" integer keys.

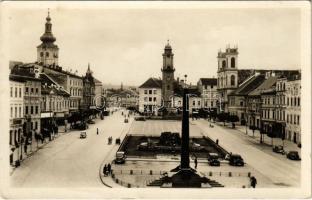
[
  {"left": 161, "top": 40, "right": 175, "bottom": 108},
  {"left": 217, "top": 45, "right": 238, "bottom": 112},
  {"left": 37, "top": 9, "right": 59, "bottom": 66}
]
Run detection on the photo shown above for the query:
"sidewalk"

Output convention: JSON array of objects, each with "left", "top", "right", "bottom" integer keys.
[{"left": 234, "top": 125, "right": 300, "bottom": 153}]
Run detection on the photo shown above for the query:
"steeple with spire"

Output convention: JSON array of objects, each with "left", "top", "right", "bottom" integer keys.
[{"left": 37, "top": 9, "right": 59, "bottom": 66}]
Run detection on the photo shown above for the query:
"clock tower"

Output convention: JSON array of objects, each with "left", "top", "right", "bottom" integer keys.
[{"left": 161, "top": 40, "right": 175, "bottom": 108}]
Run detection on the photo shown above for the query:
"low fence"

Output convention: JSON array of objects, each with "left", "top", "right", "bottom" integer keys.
[
  {"left": 202, "top": 171, "right": 251, "bottom": 177},
  {"left": 112, "top": 169, "right": 168, "bottom": 176}
]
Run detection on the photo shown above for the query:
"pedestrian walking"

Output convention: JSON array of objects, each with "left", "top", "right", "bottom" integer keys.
[
  {"left": 250, "top": 176, "right": 257, "bottom": 188},
  {"left": 216, "top": 139, "right": 219, "bottom": 145},
  {"left": 97, "top": 128, "right": 99, "bottom": 135},
  {"left": 103, "top": 164, "right": 107, "bottom": 176},
  {"left": 194, "top": 157, "right": 198, "bottom": 169},
  {"left": 107, "top": 163, "right": 111, "bottom": 175}
]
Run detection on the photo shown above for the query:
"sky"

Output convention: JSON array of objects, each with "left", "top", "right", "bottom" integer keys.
[{"left": 5, "top": 3, "right": 302, "bottom": 86}]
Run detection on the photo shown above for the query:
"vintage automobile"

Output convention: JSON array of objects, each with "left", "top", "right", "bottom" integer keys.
[
  {"left": 115, "top": 151, "right": 126, "bottom": 164},
  {"left": 124, "top": 118, "right": 129, "bottom": 123},
  {"left": 207, "top": 152, "right": 220, "bottom": 166},
  {"left": 286, "top": 151, "right": 301, "bottom": 161},
  {"left": 272, "top": 145, "right": 286, "bottom": 155},
  {"left": 228, "top": 154, "right": 244, "bottom": 166},
  {"left": 72, "top": 122, "right": 89, "bottom": 130},
  {"left": 87, "top": 119, "right": 95, "bottom": 124},
  {"left": 80, "top": 132, "right": 87, "bottom": 139}
]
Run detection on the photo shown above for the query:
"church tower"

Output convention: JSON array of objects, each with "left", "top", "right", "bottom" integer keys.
[
  {"left": 37, "top": 10, "right": 59, "bottom": 66},
  {"left": 217, "top": 45, "right": 238, "bottom": 112},
  {"left": 161, "top": 41, "right": 175, "bottom": 108}
]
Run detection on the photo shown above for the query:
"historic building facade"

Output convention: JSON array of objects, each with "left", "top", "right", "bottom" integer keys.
[
  {"left": 37, "top": 11, "right": 59, "bottom": 66},
  {"left": 82, "top": 64, "right": 96, "bottom": 111},
  {"left": 9, "top": 74, "right": 25, "bottom": 166},
  {"left": 139, "top": 78, "right": 162, "bottom": 115},
  {"left": 285, "top": 78, "right": 301, "bottom": 144},
  {"left": 161, "top": 42, "right": 175, "bottom": 109},
  {"left": 217, "top": 46, "right": 239, "bottom": 113},
  {"left": 197, "top": 78, "right": 218, "bottom": 110}
]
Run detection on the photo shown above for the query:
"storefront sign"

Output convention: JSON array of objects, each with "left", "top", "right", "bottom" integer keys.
[
  {"left": 41, "top": 112, "right": 53, "bottom": 118},
  {"left": 55, "top": 112, "right": 65, "bottom": 118}
]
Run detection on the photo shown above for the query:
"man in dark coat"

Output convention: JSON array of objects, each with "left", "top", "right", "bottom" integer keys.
[{"left": 250, "top": 176, "right": 257, "bottom": 188}]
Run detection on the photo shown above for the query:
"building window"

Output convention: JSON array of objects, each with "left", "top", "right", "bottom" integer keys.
[
  {"left": 19, "top": 88, "right": 22, "bottom": 97},
  {"left": 240, "top": 101, "right": 243, "bottom": 107},
  {"left": 35, "top": 106, "right": 38, "bottom": 114},
  {"left": 153, "top": 97, "right": 156, "bottom": 102},
  {"left": 231, "top": 57, "right": 235, "bottom": 68},
  {"left": 149, "top": 90, "right": 152, "bottom": 95},
  {"left": 298, "top": 97, "right": 300, "bottom": 106},
  {"left": 167, "top": 85, "right": 170, "bottom": 90},
  {"left": 25, "top": 106, "right": 28, "bottom": 115},
  {"left": 198, "top": 101, "right": 200, "bottom": 106},
  {"left": 19, "top": 107, "right": 21, "bottom": 117},
  {"left": 149, "top": 97, "right": 152, "bottom": 102},
  {"left": 144, "top": 90, "right": 147, "bottom": 94},
  {"left": 211, "top": 101, "right": 213, "bottom": 107},
  {"left": 26, "top": 87, "right": 29, "bottom": 93},
  {"left": 40, "top": 52, "right": 44, "bottom": 57},
  {"left": 230, "top": 75, "right": 235, "bottom": 86},
  {"left": 35, "top": 88, "right": 39, "bottom": 94},
  {"left": 30, "top": 106, "right": 33, "bottom": 115},
  {"left": 31, "top": 88, "right": 34, "bottom": 94},
  {"left": 46, "top": 52, "right": 49, "bottom": 57},
  {"left": 14, "top": 107, "right": 17, "bottom": 118},
  {"left": 193, "top": 101, "right": 195, "bottom": 106},
  {"left": 298, "top": 115, "right": 300, "bottom": 125},
  {"left": 222, "top": 60, "right": 226, "bottom": 68},
  {"left": 10, "top": 87, "right": 13, "bottom": 97},
  {"left": 287, "top": 97, "right": 289, "bottom": 106},
  {"left": 10, "top": 107, "right": 13, "bottom": 118},
  {"left": 15, "top": 87, "right": 17, "bottom": 97},
  {"left": 35, "top": 122, "right": 38, "bottom": 129},
  {"left": 154, "top": 90, "right": 157, "bottom": 94}
]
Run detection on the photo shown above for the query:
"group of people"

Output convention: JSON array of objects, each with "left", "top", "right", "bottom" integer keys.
[{"left": 103, "top": 163, "right": 112, "bottom": 176}]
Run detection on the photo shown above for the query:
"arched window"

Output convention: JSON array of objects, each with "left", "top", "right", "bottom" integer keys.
[
  {"left": 222, "top": 60, "right": 226, "bottom": 68},
  {"left": 231, "top": 57, "right": 235, "bottom": 68},
  {"left": 231, "top": 75, "right": 235, "bottom": 86}
]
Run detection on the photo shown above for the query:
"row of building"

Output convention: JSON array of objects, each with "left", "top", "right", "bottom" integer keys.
[
  {"left": 137, "top": 43, "right": 301, "bottom": 144},
  {"left": 9, "top": 12, "right": 103, "bottom": 166}
]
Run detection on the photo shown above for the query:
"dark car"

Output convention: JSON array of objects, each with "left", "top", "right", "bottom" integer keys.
[
  {"left": 273, "top": 145, "right": 285, "bottom": 155},
  {"left": 124, "top": 118, "right": 129, "bottom": 123},
  {"left": 229, "top": 154, "right": 244, "bottom": 166},
  {"left": 72, "top": 122, "right": 88, "bottom": 130},
  {"left": 286, "top": 151, "right": 301, "bottom": 161},
  {"left": 115, "top": 151, "right": 126, "bottom": 164},
  {"left": 80, "top": 132, "right": 87, "bottom": 139},
  {"left": 87, "top": 119, "right": 95, "bottom": 124},
  {"left": 207, "top": 152, "right": 220, "bottom": 166}
]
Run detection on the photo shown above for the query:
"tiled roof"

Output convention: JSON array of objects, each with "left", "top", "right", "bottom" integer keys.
[
  {"left": 249, "top": 76, "right": 277, "bottom": 96},
  {"left": 229, "top": 74, "right": 266, "bottom": 96},
  {"left": 139, "top": 78, "right": 162, "bottom": 88},
  {"left": 199, "top": 78, "right": 217, "bottom": 85}
]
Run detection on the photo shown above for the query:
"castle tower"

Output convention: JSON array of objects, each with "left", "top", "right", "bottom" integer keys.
[
  {"left": 161, "top": 40, "right": 175, "bottom": 108},
  {"left": 37, "top": 9, "right": 59, "bottom": 66},
  {"left": 217, "top": 45, "right": 238, "bottom": 112}
]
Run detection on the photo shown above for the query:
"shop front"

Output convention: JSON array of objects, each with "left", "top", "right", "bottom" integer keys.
[{"left": 9, "top": 118, "right": 23, "bottom": 166}]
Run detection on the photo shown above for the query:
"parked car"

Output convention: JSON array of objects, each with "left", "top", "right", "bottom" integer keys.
[
  {"left": 87, "top": 119, "right": 95, "bottom": 124},
  {"left": 229, "top": 154, "right": 244, "bottom": 166},
  {"left": 124, "top": 118, "right": 129, "bottom": 123},
  {"left": 286, "top": 151, "right": 301, "bottom": 161},
  {"left": 80, "top": 132, "right": 87, "bottom": 139},
  {"left": 72, "top": 122, "right": 88, "bottom": 130},
  {"left": 207, "top": 152, "right": 220, "bottom": 166},
  {"left": 115, "top": 151, "right": 126, "bottom": 164},
  {"left": 272, "top": 145, "right": 285, "bottom": 155}
]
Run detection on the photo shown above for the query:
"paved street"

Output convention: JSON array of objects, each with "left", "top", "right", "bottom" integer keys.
[
  {"left": 11, "top": 116, "right": 300, "bottom": 188},
  {"left": 10, "top": 109, "right": 132, "bottom": 187}
]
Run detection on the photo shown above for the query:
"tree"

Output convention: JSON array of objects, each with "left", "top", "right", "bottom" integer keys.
[{"left": 228, "top": 115, "right": 239, "bottom": 128}]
